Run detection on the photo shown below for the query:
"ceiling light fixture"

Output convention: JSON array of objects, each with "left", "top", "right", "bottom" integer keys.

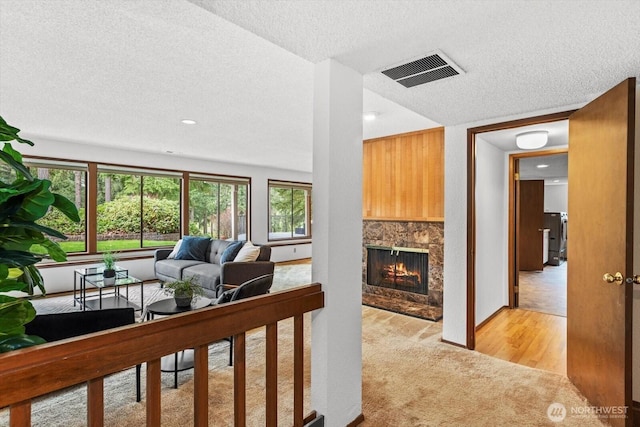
[
  {"left": 537, "top": 164, "right": 549, "bottom": 169},
  {"left": 363, "top": 112, "right": 379, "bottom": 121},
  {"left": 181, "top": 119, "right": 197, "bottom": 125},
  {"left": 516, "top": 130, "right": 548, "bottom": 150}
]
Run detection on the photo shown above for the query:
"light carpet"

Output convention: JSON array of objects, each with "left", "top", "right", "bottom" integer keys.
[
  {"left": 1, "top": 260, "right": 606, "bottom": 426},
  {"left": 28, "top": 259, "right": 313, "bottom": 316}
]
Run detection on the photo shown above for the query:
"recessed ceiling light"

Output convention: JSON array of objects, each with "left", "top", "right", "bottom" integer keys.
[
  {"left": 363, "top": 112, "right": 378, "bottom": 121},
  {"left": 537, "top": 164, "right": 549, "bottom": 168},
  {"left": 181, "top": 119, "right": 197, "bottom": 125},
  {"left": 516, "top": 130, "right": 548, "bottom": 150}
]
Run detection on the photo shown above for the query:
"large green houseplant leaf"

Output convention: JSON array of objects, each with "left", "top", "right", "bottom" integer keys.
[{"left": 0, "top": 115, "right": 80, "bottom": 352}]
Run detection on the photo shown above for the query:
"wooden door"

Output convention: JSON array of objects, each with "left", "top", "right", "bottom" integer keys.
[
  {"left": 518, "top": 180, "right": 544, "bottom": 271},
  {"left": 567, "top": 78, "right": 635, "bottom": 427}
]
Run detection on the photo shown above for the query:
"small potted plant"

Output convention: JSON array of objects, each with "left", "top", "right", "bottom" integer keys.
[
  {"left": 164, "top": 278, "right": 205, "bottom": 308},
  {"left": 102, "top": 251, "right": 117, "bottom": 285}
]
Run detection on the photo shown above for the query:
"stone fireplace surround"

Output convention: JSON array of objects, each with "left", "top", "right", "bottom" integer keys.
[{"left": 362, "top": 220, "right": 443, "bottom": 321}]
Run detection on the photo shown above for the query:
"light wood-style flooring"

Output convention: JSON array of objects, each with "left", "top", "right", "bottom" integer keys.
[
  {"left": 519, "top": 262, "right": 567, "bottom": 317},
  {"left": 476, "top": 262, "right": 567, "bottom": 375},
  {"left": 475, "top": 308, "right": 566, "bottom": 375}
]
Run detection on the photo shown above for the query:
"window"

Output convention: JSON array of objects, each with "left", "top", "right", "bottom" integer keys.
[
  {"left": 97, "top": 166, "right": 181, "bottom": 251},
  {"left": 17, "top": 156, "right": 253, "bottom": 258},
  {"left": 268, "top": 180, "right": 311, "bottom": 241},
  {"left": 24, "top": 160, "right": 88, "bottom": 254},
  {"left": 189, "top": 176, "right": 249, "bottom": 240}
]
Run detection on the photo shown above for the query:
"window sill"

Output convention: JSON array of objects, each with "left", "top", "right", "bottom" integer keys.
[{"left": 267, "top": 239, "right": 312, "bottom": 247}]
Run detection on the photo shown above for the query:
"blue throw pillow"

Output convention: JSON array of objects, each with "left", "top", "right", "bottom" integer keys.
[
  {"left": 220, "top": 240, "right": 244, "bottom": 264},
  {"left": 174, "top": 236, "right": 210, "bottom": 261}
]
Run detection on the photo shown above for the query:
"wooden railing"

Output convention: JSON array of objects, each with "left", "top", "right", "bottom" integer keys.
[{"left": 0, "top": 283, "right": 324, "bottom": 426}]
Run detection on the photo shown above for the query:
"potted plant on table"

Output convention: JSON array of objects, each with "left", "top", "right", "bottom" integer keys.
[
  {"left": 164, "top": 277, "right": 204, "bottom": 308},
  {"left": 102, "top": 251, "right": 117, "bottom": 285}
]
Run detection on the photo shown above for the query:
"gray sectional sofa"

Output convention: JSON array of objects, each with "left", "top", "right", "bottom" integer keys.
[{"left": 154, "top": 239, "right": 274, "bottom": 298}]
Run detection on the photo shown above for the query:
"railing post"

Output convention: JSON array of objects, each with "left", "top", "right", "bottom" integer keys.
[
  {"left": 10, "top": 400, "right": 31, "bottom": 427},
  {"left": 87, "top": 377, "right": 104, "bottom": 427},
  {"left": 293, "top": 314, "right": 304, "bottom": 427},
  {"left": 266, "top": 322, "right": 278, "bottom": 427},
  {"left": 234, "top": 332, "right": 246, "bottom": 427},
  {"left": 146, "top": 358, "right": 161, "bottom": 426},
  {"left": 194, "top": 344, "right": 209, "bottom": 426}
]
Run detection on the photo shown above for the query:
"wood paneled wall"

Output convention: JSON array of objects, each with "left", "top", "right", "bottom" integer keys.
[{"left": 363, "top": 127, "right": 444, "bottom": 221}]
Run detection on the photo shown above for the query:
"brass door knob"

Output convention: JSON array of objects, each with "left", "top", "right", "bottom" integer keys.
[{"left": 603, "top": 272, "right": 624, "bottom": 285}]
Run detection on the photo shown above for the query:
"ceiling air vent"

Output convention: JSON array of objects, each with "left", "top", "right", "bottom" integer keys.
[{"left": 381, "top": 50, "right": 464, "bottom": 88}]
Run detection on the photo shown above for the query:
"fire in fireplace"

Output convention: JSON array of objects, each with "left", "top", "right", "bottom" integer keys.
[{"left": 366, "top": 245, "right": 429, "bottom": 294}]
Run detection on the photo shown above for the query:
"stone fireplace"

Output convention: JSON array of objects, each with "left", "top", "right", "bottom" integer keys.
[{"left": 362, "top": 220, "right": 443, "bottom": 321}]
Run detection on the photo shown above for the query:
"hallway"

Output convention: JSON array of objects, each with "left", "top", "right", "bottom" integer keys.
[
  {"left": 519, "top": 262, "right": 567, "bottom": 317},
  {"left": 475, "top": 262, "right": 567, "bottom": 375}
]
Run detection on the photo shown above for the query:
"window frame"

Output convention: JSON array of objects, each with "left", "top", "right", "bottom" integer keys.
[
  {"left": 267, "top": 180, "right": 312, "bottom": 242},
  {"left": 95, "top": 166, "right": 183, "bottom": 252},
  {"left": 23, "top": 158, "right": 89, "bottom": 255},
  {"left": 187, "top": 174, "right": 250, "bottom": 241},
  {"left": 22, "top": 156, "right": 252, "bottom": 258}
]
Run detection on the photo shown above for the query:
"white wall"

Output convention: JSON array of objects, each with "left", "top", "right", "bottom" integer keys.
[
  {"left": 544, "top": 184, "right": 568, "bottom": 212},
  {"left": 474, "top": 138, "right": 508, "bottom": 326},
  {"left": 311, "top": 59, "right": 363, "bottom": 426},
  {"left": 38, "top": 258, "right": 154, "bottom": 295},
  {"left": 442, "top": 125, "right": 468, "bottom": 345},
  {"left": 270, "top": 244, "right": 313, "bottom": 263},
  {"left": 21, "top": 135, "right": 312, "bottom": 293}
]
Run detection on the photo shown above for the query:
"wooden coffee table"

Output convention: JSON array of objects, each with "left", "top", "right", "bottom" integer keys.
[{"left": 145, "top": 297, "right": 212, "bottom": 389}]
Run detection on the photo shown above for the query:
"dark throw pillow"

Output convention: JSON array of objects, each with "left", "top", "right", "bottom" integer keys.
[
  {"left": 174, "top": 236, "right": 210, "bottom": 261},
  {"left": 220, "top": 240, "right": 244, "bottom": 264}
]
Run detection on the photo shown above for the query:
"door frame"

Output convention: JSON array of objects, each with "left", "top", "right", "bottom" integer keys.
[
  {"left": 466, "top": 110, "right": 575, "bottom": 349},
  {"left": 509, "top": 148, "right": 568, "bottom": 307}
]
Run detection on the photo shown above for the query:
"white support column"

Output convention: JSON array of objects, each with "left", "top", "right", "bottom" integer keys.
[{"left": 311, "top": 59, "right": 363, "bottom": 425}]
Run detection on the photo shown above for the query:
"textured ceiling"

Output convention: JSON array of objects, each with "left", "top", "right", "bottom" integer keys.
[
  {"left": 204, "top": 0, "right": 640, "bottom": 125},
  {"left": 1, "top": 1, "right": 639, "bottom": 173},
  {"left": 0, "top": 0, "right": 318, "bottom": 171}
]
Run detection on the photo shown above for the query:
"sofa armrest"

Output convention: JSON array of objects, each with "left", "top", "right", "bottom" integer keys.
[
  {"left": 154, "top": 248, "right": 172, "bottom": 262},
  {"left": 154, "top": 249, "right": 173, "bottom": 280},
  {"left": 215, "top": 283, "right": 239, "bottom": 297},
  {"left": 220, "top": 261, "right": 275, "bottom": 287}
]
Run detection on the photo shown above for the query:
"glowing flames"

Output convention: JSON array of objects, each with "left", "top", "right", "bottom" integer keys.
[
  {"left": 366, "top": 246, "right": 428, "bottom": 294},
  {"left": 382, "top": 262, "right": 421, "bottom": 284}
]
